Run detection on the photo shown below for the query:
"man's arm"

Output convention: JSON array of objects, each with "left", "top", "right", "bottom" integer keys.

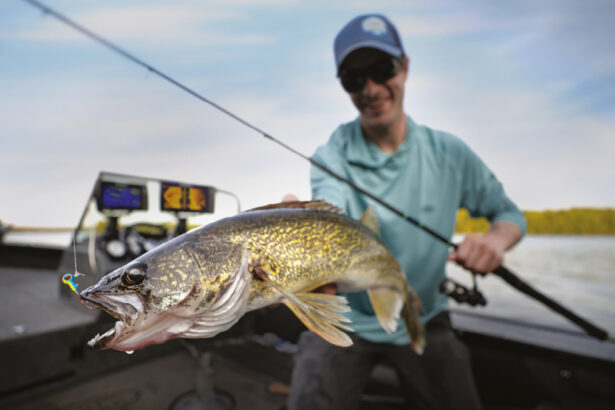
[
  {"left": 451, "top": 136, "right": 526, "bottom": 274},
  {"left": 448, "top": 221, "right": 522, "bottom": 274}
]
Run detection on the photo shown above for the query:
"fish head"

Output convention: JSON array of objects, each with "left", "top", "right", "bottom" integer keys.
[{"left": 80, "top": 238, "right": 211, "bottom": 352}]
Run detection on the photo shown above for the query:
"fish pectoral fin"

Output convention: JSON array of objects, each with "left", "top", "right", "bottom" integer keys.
[
  {"left": 368, "top": 288, "right": 403, "bottom": 334},
  {"left": 283, "top": 292, "right": 354, "bottom": 347},
  {"left": 252, "top": 266, "right": 353, "bottom": 347}
]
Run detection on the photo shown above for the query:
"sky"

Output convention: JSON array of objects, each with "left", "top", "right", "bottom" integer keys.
[{"left": 1, "top": 0, "right": 614, "bottom": 228}]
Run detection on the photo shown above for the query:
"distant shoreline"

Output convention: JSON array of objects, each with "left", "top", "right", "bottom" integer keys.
[
  {"left": 3, "top": 207, "right": 615, "bottom": 240},
  {"left": 455, "top": 208, "right": 615, "bottom": 234}
]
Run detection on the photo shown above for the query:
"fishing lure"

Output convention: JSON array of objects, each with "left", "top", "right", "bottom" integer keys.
[
  {"left": 62, "top": 230, "right": 85, "bottom": 296},
  {"left": 62, "top": 271, "right": 98, "bottom": 311},
  {"left": 62, "top": 272, "right": 85, "bottom": 295},
  {"left": 60, "top": 231, "right": 97, "bottom": 310}
]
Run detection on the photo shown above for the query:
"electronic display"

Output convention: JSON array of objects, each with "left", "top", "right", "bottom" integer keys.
[
  {"left": 161, "top": 183, "right": 214, "bottom": 213},
  {"left": 97, "top": 182, "right": 147, "bottom": 211}
]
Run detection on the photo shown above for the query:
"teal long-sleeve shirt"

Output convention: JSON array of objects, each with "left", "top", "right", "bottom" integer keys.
[{"left": 310, "top": 116, "right": 526, "bottom": 345}]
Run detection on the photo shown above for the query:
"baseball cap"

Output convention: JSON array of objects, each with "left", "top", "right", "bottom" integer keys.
[{"left": 334, "top": 14, "right": 405, "bottom": 73}]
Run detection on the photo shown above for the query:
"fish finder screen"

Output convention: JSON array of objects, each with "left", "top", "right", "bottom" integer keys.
[
  {"left": 161, "top": 183, "right": 214, "bottom": 213},
  {"left": 99, "top": 182, "right": 147, "bottom": 211}
]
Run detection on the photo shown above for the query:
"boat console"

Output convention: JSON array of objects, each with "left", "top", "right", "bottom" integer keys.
[{"left": 56, "top": 172, "right": 222, "bottom": 296}]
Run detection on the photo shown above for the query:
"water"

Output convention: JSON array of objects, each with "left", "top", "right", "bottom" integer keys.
[{"left": 447, "top": 235, "right": 615, "bottom": 336}]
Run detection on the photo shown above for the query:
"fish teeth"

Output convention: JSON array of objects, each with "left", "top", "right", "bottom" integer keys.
[{"left": 87, "top": 321, "right": 125, "bottom": 348}]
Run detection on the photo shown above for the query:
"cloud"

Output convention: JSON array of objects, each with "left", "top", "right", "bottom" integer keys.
[
  {"left": 396, "top": 14, "right": 498, "bottom": 37},
  {"left": 9, "top": 5, "right": 275, "bottom": 47},
  {"left": 406, "top": 68, "right": 615, "bottom": 210},
  {"left": 3, "top": 0, "right": 614, "bottom": 230},
  {"left": 207, "top": 0, "right": 298, "bottom": 4},
  {"left": 0, "top": 75, "right": 326, "bottom": 226}
]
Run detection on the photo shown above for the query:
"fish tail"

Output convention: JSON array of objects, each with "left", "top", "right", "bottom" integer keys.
[{"left": 402, "top": 288, "right": 426, "bottom": 355}]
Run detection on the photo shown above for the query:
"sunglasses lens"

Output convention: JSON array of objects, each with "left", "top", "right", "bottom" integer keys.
[
  {"left": 340, "top": 74, "right": 365, "bottom": 93},
  {"left": 339, "top": 58, "right": 401, "bottom": 92},
  {"left": 371, "top": 59, "right": 400, "bottom": 83}
]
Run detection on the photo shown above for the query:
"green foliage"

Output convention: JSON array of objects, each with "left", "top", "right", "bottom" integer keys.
[{"left": 455, "top": 208, "right": 615, "bottom": 234}]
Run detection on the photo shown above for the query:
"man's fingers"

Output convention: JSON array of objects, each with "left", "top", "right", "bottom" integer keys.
[
  {"left": 314, "top": 283, "right": 337, "bottom": 295},
  {"left": 447, "top": 250, "right": 458, "bottom": 261},
  {"left": 282, "top": 193, "right": 299, "bottom": 202},
  {"left": 472, "top": 251, "right": 495, "bottom": 274},
  {"left": 452, "top": 234, "right": 477, "bottom": 264},
  {"left": 450, "top": 234, "right": 503, "bottom": 274}
]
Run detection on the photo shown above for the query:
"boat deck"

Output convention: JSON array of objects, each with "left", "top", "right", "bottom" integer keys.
[
  {"left": 0, "top": 266, "right": 96, "bottom": 343},
  {"left": 2, "top": 246, "right": 615, "bottom": 409}
]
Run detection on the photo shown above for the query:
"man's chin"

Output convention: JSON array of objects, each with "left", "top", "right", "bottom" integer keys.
[{"left": 361, "top": 112, "right": 393, "bottom": 130}]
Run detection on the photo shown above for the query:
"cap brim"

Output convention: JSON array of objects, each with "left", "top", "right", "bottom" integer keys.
[{"left": 336, "top": 41, "right": 404, "bottom": 72}]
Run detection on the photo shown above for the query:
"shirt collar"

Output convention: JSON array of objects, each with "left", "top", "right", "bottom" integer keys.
[{"left": 346, "top": 115, "right": 415, "bottom": 168}]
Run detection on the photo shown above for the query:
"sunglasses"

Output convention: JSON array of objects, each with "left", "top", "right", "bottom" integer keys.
[{"left": 339, "top": 58, "right": 402, "bottom": 93}]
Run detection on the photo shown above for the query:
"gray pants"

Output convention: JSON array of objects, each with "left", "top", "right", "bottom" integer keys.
[{"left": 287, "top": 312, "right": 482, "bottom": 410}]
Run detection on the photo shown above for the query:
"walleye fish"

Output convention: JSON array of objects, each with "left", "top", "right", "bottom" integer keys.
[{"left": 80, "top": 201, "right": 425, "bottom": 353}]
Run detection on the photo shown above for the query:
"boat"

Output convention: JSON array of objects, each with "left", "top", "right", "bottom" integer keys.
[{"left": 1, "top": 172, "right": 614, "bottom": 410}]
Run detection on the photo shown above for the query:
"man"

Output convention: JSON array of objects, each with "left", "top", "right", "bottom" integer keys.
[{"left": 286, "top": 14, "right": 526, "bottom": 410}]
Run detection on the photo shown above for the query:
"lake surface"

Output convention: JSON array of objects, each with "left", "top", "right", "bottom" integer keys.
[{"left": 447, "top": 235, "right": 615, "bottom": 336}]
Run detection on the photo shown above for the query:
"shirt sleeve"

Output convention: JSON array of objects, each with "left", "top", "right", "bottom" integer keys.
[
  {"left": 310, "top": 144, "right": 350, "bottom": 213},
  {"left": 458, "top": 141, "right": 527, "bottom": 235}
]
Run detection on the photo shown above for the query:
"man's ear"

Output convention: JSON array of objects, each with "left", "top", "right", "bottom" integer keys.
[
  {"left": 399, "top": 57, "right": 410, "bottom": 83},
  {"left": 402, "top": 57, "right": 410, "bottom": 74}
]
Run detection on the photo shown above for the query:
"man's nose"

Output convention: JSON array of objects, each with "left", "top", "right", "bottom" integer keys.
[{"left": 361, "top": 77, "right": 380, "bottom": 95}]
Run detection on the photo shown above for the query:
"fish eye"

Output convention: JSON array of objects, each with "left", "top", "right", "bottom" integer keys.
[{"left": 122, "top": 264, "right": 147, "bottom": 286}]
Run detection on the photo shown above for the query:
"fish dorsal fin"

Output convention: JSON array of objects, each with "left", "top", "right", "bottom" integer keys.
[
  {"left": 360, "top": 206, "right": 380, "bottom": 236},
  {"left": 245, "top": 200, "right": 344, "bottom": 214}
]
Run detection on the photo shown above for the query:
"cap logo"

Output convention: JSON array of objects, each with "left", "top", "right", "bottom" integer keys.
[{"left": 361, "top": 16, "right": 387, "bottom": 36}]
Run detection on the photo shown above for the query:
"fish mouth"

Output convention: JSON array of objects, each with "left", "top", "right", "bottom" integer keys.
[
  {"left": 80, "top": 291, "right": 143, "bottom": 351},
  {"left": 87, "top": 320, "right": 126, "bottom": 350}
]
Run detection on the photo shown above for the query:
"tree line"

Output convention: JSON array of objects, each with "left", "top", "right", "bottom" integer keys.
[{"left": 455, "top": 208, "right": 615, "bottom": 234}]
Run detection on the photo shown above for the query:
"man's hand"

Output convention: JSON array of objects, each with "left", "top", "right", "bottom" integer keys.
[
  {"left": 313, "top": 283, "right": 338, "bottom": 295},
  {"left": 448, "top": 221, "right": 522, "bottom": 275},
  {"left": 282, "top": 193, "right": 299, "bottom": 202}
]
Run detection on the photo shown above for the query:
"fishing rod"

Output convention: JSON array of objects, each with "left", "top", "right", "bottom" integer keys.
[{"left": 22, "top": 0, "right": 609, "bottom": 341}]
